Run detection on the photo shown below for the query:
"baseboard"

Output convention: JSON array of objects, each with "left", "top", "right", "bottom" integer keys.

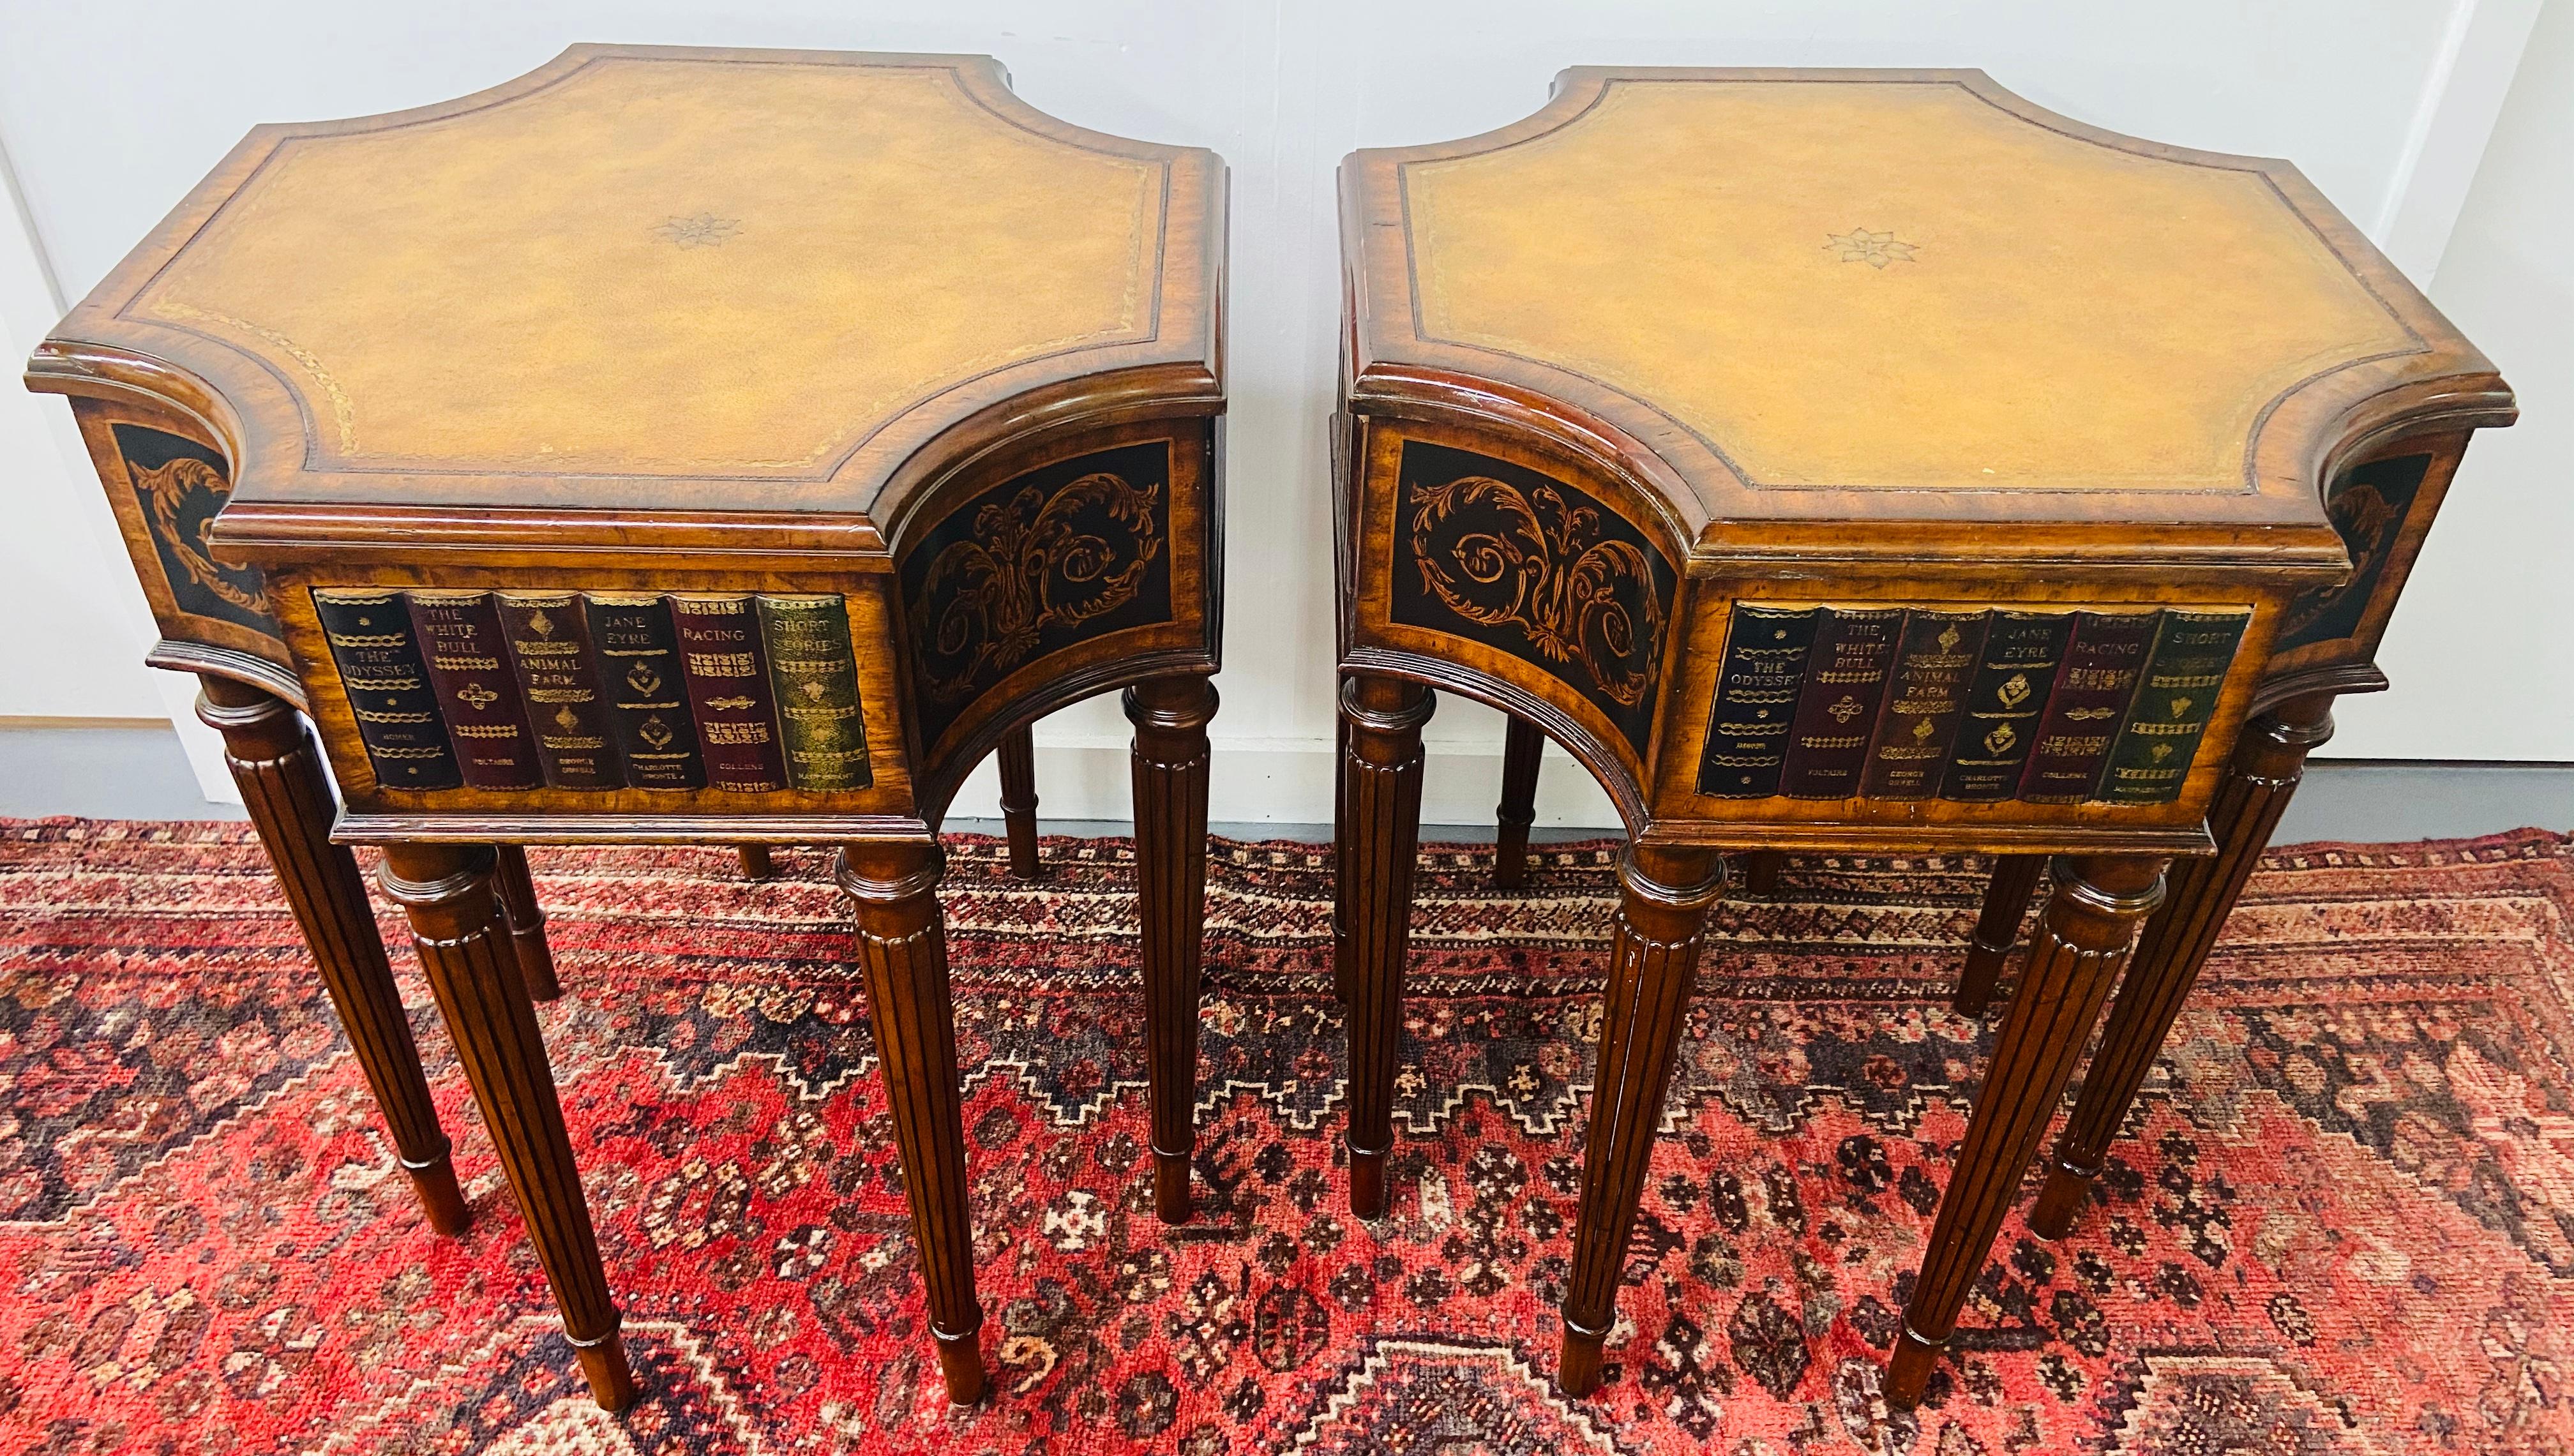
[{"left": 4, "top": 720, "right": 2570, "bottom": 842}]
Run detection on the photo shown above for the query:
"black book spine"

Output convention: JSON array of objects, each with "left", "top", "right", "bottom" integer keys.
[
  {"left": 1939, "top": 612, "right": 2075, "bottom": 802},
  {"left": 583, "top": 594, "right": 705, "bottom": 790},
  {"left": 496, "top": 592, "right": 625, "bottom": 790},
  {"left": 1694, "top": 604, "right": 1820, "bottom": 798},
  {"left": 1778, "top": 606, "right": 1904, "bottom": 799},
  {"left": 312, "top": 588, "right": 460, "bottom": 792}
]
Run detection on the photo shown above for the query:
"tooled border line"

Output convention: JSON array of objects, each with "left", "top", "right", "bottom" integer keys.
[
  {"left": 112, "top": 54, "right": 1179, "bottom": 484},
  {"left": 1394, "top": 75, "right": 2432, "bottom": 499}
]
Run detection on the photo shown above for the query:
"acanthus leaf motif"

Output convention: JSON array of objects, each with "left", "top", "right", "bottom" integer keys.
[
  {"left": 915, "top": 471, "right": 1164, "bottom": 706},
  {"left": 1405, "top": 475, "right": 1664, "bottom": 708},
  {"left": 136, "top": 456, "right": 273, "bottom": 620}
]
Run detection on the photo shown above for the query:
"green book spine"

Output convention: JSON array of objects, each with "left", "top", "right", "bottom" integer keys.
[
  {"left": 1858, "top": 610, "right": 1988, "bottom": 800},
  {"left": 495, "top": 592, "right": 625, "bottom": 790},
  {"left": 756, "top": 594, "right": 874, "bottom": 792},
  {"left": 2097, "top": 608, "right": 2252, "bottom": 806}
]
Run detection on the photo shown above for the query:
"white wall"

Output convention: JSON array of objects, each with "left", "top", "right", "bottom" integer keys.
[
  {"left": 0, "top": 0, "right": 2555, "bottom": 823},
  {"left": 2337, "top": 0, "right": 2574, "bottom": 761}
]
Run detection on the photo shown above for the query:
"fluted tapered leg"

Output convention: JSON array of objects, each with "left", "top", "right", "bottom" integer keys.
[
  {"left": 997, "top": 722, "right": 1042, "bottom": 881},
  {"left": 2029, "top": 694, "right": 2335, "bottom": 1238},
  {"left": 195, "top": 676, "right": 469, "bottom": 1236},
  {"left": 1741, "top": 850, "right": 1784, "bottom": 897},
  {"left": 1559, "top": 844, "right": 1723, "bottom": 1395},
  {"left": 491, "top": 844, "right": 561, "bottom": 1002},
  {"left": 1954, "top": 854, "right": 2045, "bottom": 1017},
  {"left": 736, "top": 844, "right": 776, "bottom": 881},
  {"left": 1127, "top": 676, "right": 1218, "bottom": 1223},
  {"left": 1332, "top": 709, "right": 1351, "bottom": 1004},
  {"left": 1338, "top": 674, "right": 1433, "bottom": 1219},
  {"left": 839, "top": 841, "right": 984, "bottom": 1404},
  {"left": 1887, "top": 853, "right": 2169, "bottom": 1409},
  {"left": 378, "top": 842, "right": 634, "bottom": 1410},
  {"left": 1493, "top": 715, "right": 1543, "bottom": 890}
]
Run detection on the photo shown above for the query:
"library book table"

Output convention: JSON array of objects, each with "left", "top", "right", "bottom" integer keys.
[
  {"left": 1332, "top": 67, "right": 2512, "bottom": 1406},
  {"left": 27, "top": 44, "right": 1226, "bottom": 1409}
]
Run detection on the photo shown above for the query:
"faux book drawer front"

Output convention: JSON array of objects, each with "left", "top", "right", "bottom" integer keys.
[
  {"left": 274, "top": 571, "right": 919, "bottom": 826},
  {"left": 1657, "top": 592, "right": 2278, "bottom": 843}
]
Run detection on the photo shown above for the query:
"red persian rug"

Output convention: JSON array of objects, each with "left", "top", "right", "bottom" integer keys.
[{"left": 2, "top": 820, "right": 2571, "bottom": 1455}]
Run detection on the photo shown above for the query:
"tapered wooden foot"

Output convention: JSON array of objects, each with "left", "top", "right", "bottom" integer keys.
[
  {"left": 839, "top": 841, "right": 986, "bottom": 1405},
  {"left": 736, "top": 844, "right": 776, "bottom": 880},
  {"left": 1954, "top": 854, "right": 2044, "bottom": 1017},
  {"left": 1559, "top": 1324, "right": 1604, "bottom": 1395},
  {"left": 1742, "top": 850, "right": 1784, "bottom": 897},
  {"left": 1338, "top": 675, "right": 1432, "bottom": 1219},
  {"left": 1493, "top": 715, "right": 1542, "bottom": 890},
  {"left": 196, "top": 677, "right": 469, "bottom": 1235},
  {"left": 1128, "top": 677, "right": 1217, "bottom": 1225},
  {"left": 1888, "top": 853, "right": 2167, "bottom": 1410},
  {"left": 2030, "top": 694, "right": 2335, "bottom": 1239},
  {"left": 491, "top": 844, "right": 561, "bottom": 1001},
  {"left": 378, "top": 842, "right": 634, "bottom": 1410},
  {"left": 1559, "top": 845, "right": 1723, "bottom": 1396},
  {"left": 997, "top": 722, "right": 1042, "bottom": 881}
]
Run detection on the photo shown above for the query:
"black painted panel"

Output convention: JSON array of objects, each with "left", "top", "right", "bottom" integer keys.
[
  {"left": 112, "top": 424, "right": 281, "bottom": 641},
  {"left": 901, "top": 440, "right": 1175, "bottom": 752},
  {"left": 2275, "top": 453, "right": 2434, "bottom": 654},
  {"left": 1389, "top": 440, "right": 1676, "bottom": 757}
]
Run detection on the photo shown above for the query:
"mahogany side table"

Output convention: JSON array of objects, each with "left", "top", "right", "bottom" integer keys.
[
  {"left": 29, "top": 45, "right": 1226, "bottom": 1409},
  {"left": 1333, "top": 67, "right": 2510, "bottom": 1406}
]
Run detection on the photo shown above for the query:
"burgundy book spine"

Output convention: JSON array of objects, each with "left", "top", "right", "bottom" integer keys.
[
  {"left": 671, "top": 594, "right": 788, "bottom": 793},
  {"left": 2015, "top": 610, "right": 2162, "bottom": 804},
  {"left": 405, "top": 590, "right": 542, "bottom": 790},
  {"left": 1777, "top": 606, "right": 1904, "bottom": 799}
]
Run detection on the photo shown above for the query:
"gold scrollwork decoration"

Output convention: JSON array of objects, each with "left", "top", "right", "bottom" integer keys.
[
  {"left": 1406, "top": 475, "right": 1665, "bottom": 707},
  {"left": 914, "top": 472, "right": 1164, "bottom": 705},
  {"left": 135, "top": 456, "right": 272, "bottom": 619}
]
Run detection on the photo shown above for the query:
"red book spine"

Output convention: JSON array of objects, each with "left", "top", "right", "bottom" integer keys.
[
  {"left": 1777, "top": 607, "right": 1903, "bottom": 799},
  {"left": 671, "top": 594, "right": 788, "bottom": 793},
  {"left": 2015, "top": 610, "right": 2162, "bottom": 804},
  {"left": 405, "top": 590, "right": 542, "bottom": 790}
]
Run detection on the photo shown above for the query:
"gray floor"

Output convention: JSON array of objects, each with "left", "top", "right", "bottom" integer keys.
[{"left": 5, "top": 722, "right": 2570, "bottom": 845}]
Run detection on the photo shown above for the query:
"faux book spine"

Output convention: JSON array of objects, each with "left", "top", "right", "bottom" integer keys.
[
  {"left": 496, "top": 592, "right": 624, "bottom": 790},
  {"left": 406, "top": 591, "right": 541, "bottom": 790},
  {"left": 756, "top": 595, "right": 872, "bottom": 792},
  {"left": 1858, "top": 610, "right": 1987, "bottom": 800},
  {"left": 1939, "top": 612, "right": 2075, "bottom": 802},
  {"left": 672, "top": 594, "right": 788, "bottom": 793},
  {"left": 585, "top": 594, "right": 705, "bottom": 790},
  {"left": 1695, "top": 604, "right": 1819, "bottom": 797},
  {"left": 2096, "top": 609, "right": 2252, "bottom": 805},
  {"left": 2016, "top": 610, "right": 2162, "bottom": 804},
  {"left": 312, "top": 589, "right": 460, "bottom": 791},
  {"left": 1779, "top": 607, "right": 1902, "bottom": 799}
]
